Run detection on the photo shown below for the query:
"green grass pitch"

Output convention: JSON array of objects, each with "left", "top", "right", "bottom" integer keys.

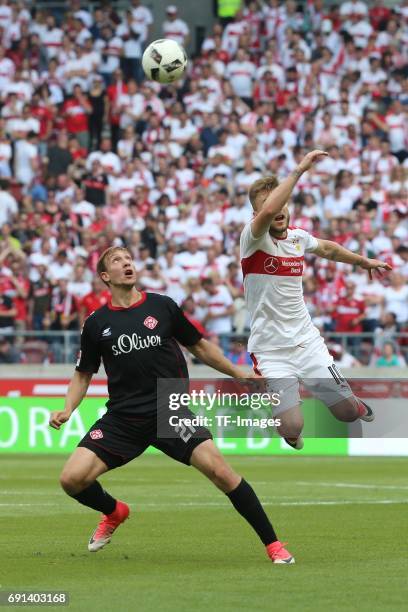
[{"left": 1, "top": 455, "right": 407, "bottom": 612}]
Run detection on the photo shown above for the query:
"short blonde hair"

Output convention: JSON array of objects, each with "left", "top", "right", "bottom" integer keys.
[
  {"left": 97, "top": 246, "right": 131, "bottom": 285},
  {"left": 248, "top": 175, "right": 279, "bottom": 210}
]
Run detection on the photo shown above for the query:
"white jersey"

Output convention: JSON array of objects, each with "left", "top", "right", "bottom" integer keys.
[{"left": 240, "top": 223, "right": 320, "bottom": 352}]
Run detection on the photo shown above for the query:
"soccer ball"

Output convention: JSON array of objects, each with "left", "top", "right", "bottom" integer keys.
[{"left": 142, "top": 39, "right": 188, "bottom": 84}]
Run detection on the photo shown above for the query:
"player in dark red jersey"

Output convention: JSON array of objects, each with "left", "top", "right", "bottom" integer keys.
[{"left": 49, "top": 246, "right": 294, "bottom": 563}]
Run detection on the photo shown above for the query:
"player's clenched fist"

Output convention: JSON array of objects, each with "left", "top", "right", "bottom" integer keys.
[
  {"left": 49, "top": 410, "right": 71, "bottom": 430},
  {"left": 298, "top": 150, "right": 328, "bottom": 173}
]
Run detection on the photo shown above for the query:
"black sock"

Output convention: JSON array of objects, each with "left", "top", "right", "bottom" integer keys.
[
  {"left": 71, "top": 481, "right": 117, "bottom": 515},
  {"left": 227, "top": 479, "right": 278, "bottom": 546}
]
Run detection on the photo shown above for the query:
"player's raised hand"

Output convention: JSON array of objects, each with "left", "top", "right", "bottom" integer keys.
[
  {"left": 49, "top": 410, "right": 71, "bottom": 430},
  {"left": 359, "top": 258, "right": 393, "bottom": 280},
  {"left": 298, "top": 150, "right": 329, "bottom": 173}
]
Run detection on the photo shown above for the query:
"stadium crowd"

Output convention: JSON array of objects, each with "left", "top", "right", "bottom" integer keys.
[{"left": 0, "top": 0, "right": 407, "bottom": 366}]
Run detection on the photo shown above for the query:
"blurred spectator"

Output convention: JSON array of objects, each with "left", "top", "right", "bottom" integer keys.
[
  {"left": 47, "top": 132, "right": 73, "bottom": 178},
  {"left": 29, "top": 264, "right": 52, "bottom": 331},
  {"left": 0, "top": 180, "right": 17, "bottom": 226},
  {"left": 80, "top": 277, "right": 110, "bottom": 325},
  {"left": 162, "top": 6, "right": 190, "bottom": 47},
  {"left": 0, "top": 0, "right": 405, "bottom": 365},
  {"left": 67, "top": 263, "right": 92, "bottom": 300},
  {"left": 0, "top": 335, "right": 19, "bottom": 363},
  {"left": 225, "top": 338, "right": 252, "bottom": 365},
  {"left": 374, "top": 311, "right": 400, "bottom": 346},
  {"left": 375, "top": 341, "right": 406, "bottom": 367},
  {"left": 334, "top": 281, "right": 366, "bottom": 334},
  {"left": 0, "top": 291, "right": 16, "bottom": 334},
  {"left": 89, "top": 77, "right": 107, "bottom": 151},
  {"left": 383, "top": 273, "right": 408, "bottom": 326},
  {"left": 181, "top": 296, "right": 207, "bottom": 337},
  {"left": 49, "top": 279, "right": 79, "bottom": 332},
  {"left": 202, "top": 277, "right": 234, "bottom": 350},
  {"left": 63, "top": 85, "right": 92, "bottom": 150},
  {"left": 48, "top": 250, "right": 73, "bottom": 284},
  {"left": 329, "top": 343, "right": 362, "bottom": 368}
]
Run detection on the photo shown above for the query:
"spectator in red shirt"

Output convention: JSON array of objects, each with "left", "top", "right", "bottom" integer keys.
[
  {"left": 7, "top": 259, "right": 30, "bottom": 332},
  {"left": 369, "top": 1, "right": 391, "bottom": 29},
  {"left": 334, "top": 281, "right": 366, "bottom": 334},
  {"left": 79, "top": 277, "right": 110, "bottom": 326},
  {"left": 62, "top": 84, "right": 92, "bottom": 151},
  {"left": 106, "top": 69, "right": 128, "bottom": 150},
  {"left": 30, "top": 91, "right": 53, "bottom": 143}
]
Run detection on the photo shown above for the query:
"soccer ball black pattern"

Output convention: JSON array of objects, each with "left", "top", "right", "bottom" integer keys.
[{"left": 142, "top": 39, "right": 188, "bottom": 84}]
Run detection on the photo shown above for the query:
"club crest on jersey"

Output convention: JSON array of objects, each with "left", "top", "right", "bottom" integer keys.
[
  {"left": 90, "top": 429, "right": 103, "bottom": 440},
  {"left": 291, "top": 237, "right": 301, "bottom": 251},
  {"left": 144, "top": 316, "right": 158, "bottom": 330}
]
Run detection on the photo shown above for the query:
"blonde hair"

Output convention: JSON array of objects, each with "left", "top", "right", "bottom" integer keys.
[
  {"left": 248, "top": 175, "right": 279, "bottom": 210},
  {"left": 97, "top": 246, "right": 131, "bottom": 285}
]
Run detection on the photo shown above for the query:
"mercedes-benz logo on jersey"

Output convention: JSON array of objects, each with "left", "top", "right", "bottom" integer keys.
[{"left": 264, "top": 256, "right": 279, "bottom": 274}]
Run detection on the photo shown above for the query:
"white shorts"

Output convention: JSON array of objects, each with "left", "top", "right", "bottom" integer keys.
[{"left": 250, "top": 335, "right": 354, "bottom": 415}]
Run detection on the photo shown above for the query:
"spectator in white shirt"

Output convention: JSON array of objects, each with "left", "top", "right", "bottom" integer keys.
[
  {"left": 369, "top": 100, "right": 408, "bottom": 162},
  {"left": 171, "top": 111, "right": 197, "bottom": 146},
  {"left": 67, "top": 263, "right": 92, "bottom": 299},
  {"left": 0, "top": 45, "right": 15, "bottom": 92},
  {"left": 175, "top": 238, "right": 207, "bottom": 279},
  {"left": 87, "top": 137, "right": 121, "bottom": 175},
  {"left": 202, "top": 277, "right": 234, "bottom": 348},
  {"left": 187, "top": 208, "right": 223, "bottom": 249},
  {"left": 226, "top": 48, "right": 256, "bottom": 104},
  {"left": 130, "top": 0, "right": 153, "bottom": 43},
  {"left": 235, "top": 159, "right": 262, "bottom": 190},
  {"left": 165, "top": 205, "right": 193, "bottom": 245},
  {"left": 384, "top": 273, "right": 408, "bottom": 325},
  {"left": 48, "top": 250, "right": 73, "bottom": 284},
  {"left": 117, "top": 11, "right": 145, "bottom": 83},
  {"left": 14, "top": 131, "right": 38, "bottom": 187},
  {"left": 363, "top": 55, "right": 387, "bottom": 89},
  {"left": 223, "top": 189, "right": 252, "bottom": 229},
  {"left": 0, "top": 179, "right": 17, "bottom": 225},
  {"left": 162, "top": 5, "right": 190, "bottom": 47},
  {"left": 40, "top": 15, "right": 64, "bottom": 59},
  {"left": 347, "top": 14, "right": 373, "bottom": 48},
  {"left": 340, "top": 0, "right": 368, "bottom": 21}
]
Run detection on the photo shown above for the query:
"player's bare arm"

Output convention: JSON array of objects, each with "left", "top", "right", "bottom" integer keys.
[
  {"left": 187, "top": 338, "right": 248, "bottom": 379},
  {"left": 49, "top": 370, "right": 93, "bottom": 429},
  {"left": 251, "top": 149, "right": 328, "bottom": 239},
  {"left": 313, "top": 239, "right": 393, "bottom": 280}
]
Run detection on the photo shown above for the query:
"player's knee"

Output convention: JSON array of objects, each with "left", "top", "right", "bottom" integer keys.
[
  {"left": 332, "top": 399, "right": 359, "bottom": 422},
  {"left": 59, "top": 470, "right": 90, "bottom": 495},
  {"left": 277, "top": 411, "right": 304, "bottom": 439},
  {"left": 208, "top": 459, "right": 238, "bottom": 491}
]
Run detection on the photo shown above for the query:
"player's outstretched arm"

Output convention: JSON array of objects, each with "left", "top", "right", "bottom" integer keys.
[
  {"left": 187, "top": 338, "right": 249, "bottom": 379},
  {"left": 49, "top": 370, "right": 93, "bottom": 430},
  {"left": 313, "top": 239, "right": 393, "bottom": 280},
  {"left": 251, "top": 149, "right": 328, "bottom": 238}
]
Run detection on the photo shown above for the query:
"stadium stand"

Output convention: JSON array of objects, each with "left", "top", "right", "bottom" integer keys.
[{"left": 0, "top": 0, "right": 407, "bottom": 365}]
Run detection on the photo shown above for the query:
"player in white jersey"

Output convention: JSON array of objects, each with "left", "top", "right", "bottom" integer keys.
[{"left": 240, "top": 150, "right": 392, "bottom": 449}]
